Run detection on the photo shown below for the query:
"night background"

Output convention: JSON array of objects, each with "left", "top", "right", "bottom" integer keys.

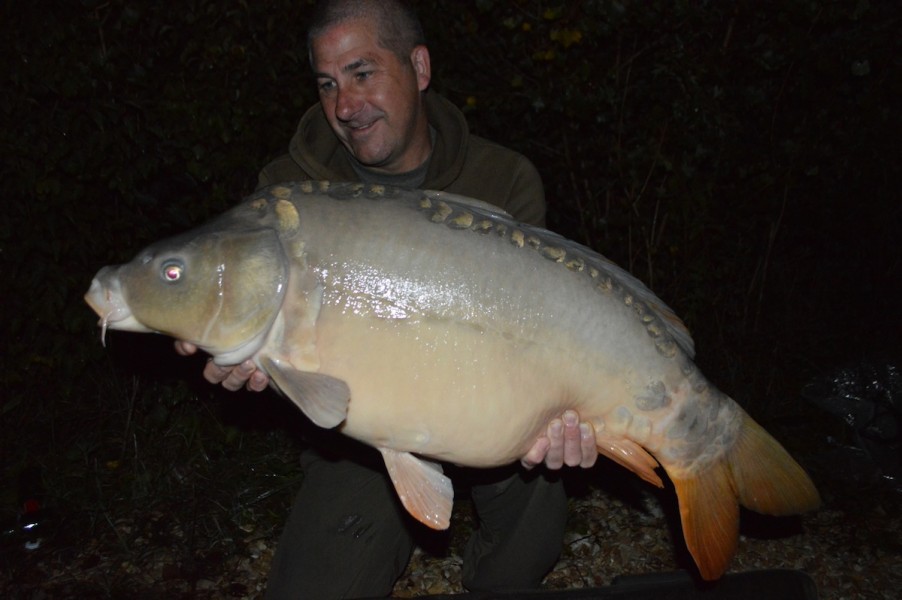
[{"left": 2, "top": 0, "right": 900, "bottom": 597}]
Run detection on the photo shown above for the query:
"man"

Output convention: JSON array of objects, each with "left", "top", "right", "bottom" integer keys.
[{"left": 178, "top": 1, "right": 595, "bottom": 597}]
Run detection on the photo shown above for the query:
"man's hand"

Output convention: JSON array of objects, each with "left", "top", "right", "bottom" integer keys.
[
  {"left": 521, "top": 410, "right": 597, "bottom": 470},
  {"left": 174, "top": 341, "right": 269, "bottom": 392}
]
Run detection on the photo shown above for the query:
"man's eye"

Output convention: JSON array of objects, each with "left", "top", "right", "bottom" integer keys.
[
  {"left": 355, "top": 71, "right": 372, "bottom": 82},
  {"left": 318, "top": 80, "right": 336, "bottom": 92}
]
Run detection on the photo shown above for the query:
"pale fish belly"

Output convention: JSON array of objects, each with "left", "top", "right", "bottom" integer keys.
[
  {"left": 310, "top": 297, "right": 720, "bottom": 472},
  {"left": 312, "top": 308, "right": 583, "bottom": 466}
]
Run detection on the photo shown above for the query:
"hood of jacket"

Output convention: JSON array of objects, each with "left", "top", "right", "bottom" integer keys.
[{"left": 287, "top": 91, "right": 469, "bottom": 190}]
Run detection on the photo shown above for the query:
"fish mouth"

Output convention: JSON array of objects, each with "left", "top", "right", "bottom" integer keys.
[{"left": 84, "top": 272, "right": 151, "bottom": 345}]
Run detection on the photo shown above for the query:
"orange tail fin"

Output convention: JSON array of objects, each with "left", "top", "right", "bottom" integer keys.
[{"left": 670, "top": 409, "right": 820, "bottom": 580}]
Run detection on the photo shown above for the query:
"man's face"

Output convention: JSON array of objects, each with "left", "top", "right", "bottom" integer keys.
[{"left": 311, "top": 19, "right": 431, "bottom": 174}]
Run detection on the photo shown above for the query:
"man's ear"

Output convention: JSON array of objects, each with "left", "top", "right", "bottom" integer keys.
[{"left": 411, "top": 45, "right": 431, "bottom": 92}]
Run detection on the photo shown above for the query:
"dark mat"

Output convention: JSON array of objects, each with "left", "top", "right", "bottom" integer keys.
[{"left": 363, "top": 569, "right": 818, "bottom": 599}]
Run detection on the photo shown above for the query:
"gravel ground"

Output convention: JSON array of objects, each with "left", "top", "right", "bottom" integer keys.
[{"left": 2, "top": 447, "right": 899, "bottom": 600}]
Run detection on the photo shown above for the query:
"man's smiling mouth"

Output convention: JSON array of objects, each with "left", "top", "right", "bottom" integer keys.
[{"left": 345, "top": 116, "right": 381, "bottom": 134}]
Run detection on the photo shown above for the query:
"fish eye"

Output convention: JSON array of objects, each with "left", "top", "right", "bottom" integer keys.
[{"left": 161, "top": 260, "right": 184, "bottom": 283}]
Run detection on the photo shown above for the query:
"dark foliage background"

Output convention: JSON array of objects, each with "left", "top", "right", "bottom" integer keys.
[{"left": 1, "top": 0, "right": 900, "bottom": 594}]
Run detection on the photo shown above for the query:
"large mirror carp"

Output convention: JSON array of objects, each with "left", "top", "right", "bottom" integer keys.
[{"left": 86, "top": 181, "right": 819, "bottom": 580}]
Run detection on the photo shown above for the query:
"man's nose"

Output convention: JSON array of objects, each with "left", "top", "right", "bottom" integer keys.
[{"left": 335, "top": 87, "right": 363, "bottom": 122}]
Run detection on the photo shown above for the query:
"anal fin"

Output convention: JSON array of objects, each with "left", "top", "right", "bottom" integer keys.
[{"left": 596, "top": 434, "right": 664, "bottom": 488}]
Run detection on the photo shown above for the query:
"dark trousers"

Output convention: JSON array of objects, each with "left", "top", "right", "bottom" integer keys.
[{"left": 264, "top": 444, "right": 568, "bottom": 599}]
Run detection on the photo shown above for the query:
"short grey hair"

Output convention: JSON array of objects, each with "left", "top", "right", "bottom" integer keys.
[{"left": 307, "top": 0, "right": 426, "bottom": 65}]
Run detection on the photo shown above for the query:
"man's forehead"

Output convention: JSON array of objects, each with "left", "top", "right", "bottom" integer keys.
[
  {"left": 314, "top": 52, "right": 395, "bottom": 80},
  {"left": 311, "top": 20, "right": 392, "bottom": 70}
]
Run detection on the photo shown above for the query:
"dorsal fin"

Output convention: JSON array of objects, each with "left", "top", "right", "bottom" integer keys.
[{"left": 422, "top": 190, "right": 515, "bottom": 219}]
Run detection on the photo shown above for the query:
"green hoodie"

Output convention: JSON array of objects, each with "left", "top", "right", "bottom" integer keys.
[{"left": 256, "top": 92, "right": 546, "bottom": 227}]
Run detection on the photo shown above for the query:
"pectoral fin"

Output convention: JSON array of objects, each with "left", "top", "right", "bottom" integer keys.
[
  {"left": 260, "top": 355, "right": 349, "bottom": 428},
  {"left": 379, "top": 448, "right": 453, "bottom": 530}
]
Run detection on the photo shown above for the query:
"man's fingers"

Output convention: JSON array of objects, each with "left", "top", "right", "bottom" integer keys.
[
  {"left": 226, "top": 360, "right": 258, "bottom": 391},
  {"left": 579, "top": 422, "right": 598, "bottom": 468},
  {"left": 561, "top": 410, "right": 582, "bottom": 467},
  {"left": 200, "top": 358, "right": 268, "bottom": 392},
  {"left": 521, "top": 437, "right": 550, "bottom": 470},
  {"left": 174, "top": 340, "right": 197, "bottom": 356},
  {"left": 203, "top": 359, "right": 230, "bottom": 385},
  {"left": 247, "top": 370, "right": 269, "bottom": 392},
  {"left": 543, "top": 419, "right": 564, "bottom": 469},
  {"left": 522, "top": 412, "right": 598, "bottom": 470},
  {"left": 561, "top": 410, "right": 597, "bottom": 468},
  {"left": 204, "top": 359, "right": 250, "bottom": 390}
]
